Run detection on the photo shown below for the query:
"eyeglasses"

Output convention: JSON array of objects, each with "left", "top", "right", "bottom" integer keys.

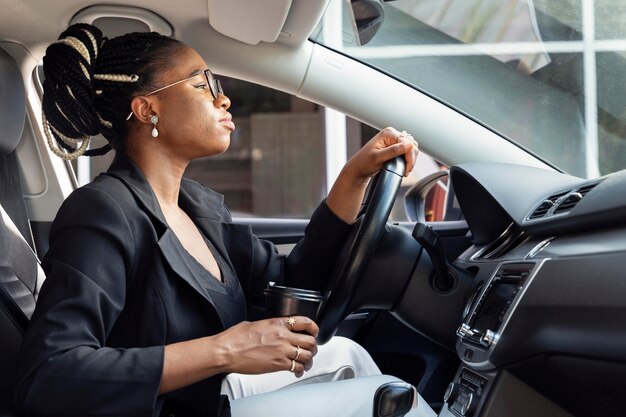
[{"left": 126, "top": 69, "right": 223, "bottom": 120}]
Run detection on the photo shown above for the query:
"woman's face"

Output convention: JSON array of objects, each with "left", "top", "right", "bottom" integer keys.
[{"left": 149, "top": 46, "right": 234, "bottom": 160}]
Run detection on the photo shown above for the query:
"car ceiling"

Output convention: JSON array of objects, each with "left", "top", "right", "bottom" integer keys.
[
  {"left": 0, "top": 0, "right": 324, "bottom": 71},
  {"left": 0, "top": 0, "right": 555, "bottom": 172}
]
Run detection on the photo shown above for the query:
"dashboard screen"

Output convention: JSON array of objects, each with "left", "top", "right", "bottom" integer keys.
[{"left": 472, "top": 281, "right": 519, "bottom": 333}]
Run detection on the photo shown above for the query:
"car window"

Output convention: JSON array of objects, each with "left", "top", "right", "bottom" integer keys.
[{"left": 312, "top": 0, "right": 626, "bottom": 179}]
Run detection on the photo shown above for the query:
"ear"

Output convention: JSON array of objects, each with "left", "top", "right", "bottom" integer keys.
[{"left": 129, "top": 95, "right": 159, "bottom": 125}]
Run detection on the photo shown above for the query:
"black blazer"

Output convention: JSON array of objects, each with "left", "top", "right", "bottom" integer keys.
[{"left": 15, "top": 154, "right": 351, "bottom": 417}]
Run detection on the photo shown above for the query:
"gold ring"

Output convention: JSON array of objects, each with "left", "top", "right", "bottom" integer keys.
[
  {"left": 286, "top": 316, "right": 296, "bottom": 331},
  {"left": 293, "top": 346, "right": 302, "bottom": 361},
  {"left": 290, "top": 359, "right": 296, "bottom": 373}
]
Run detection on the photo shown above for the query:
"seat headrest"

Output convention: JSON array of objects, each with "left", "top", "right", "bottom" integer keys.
[{"left": 0, "top": 47, "right": 26, "bottom": 156}]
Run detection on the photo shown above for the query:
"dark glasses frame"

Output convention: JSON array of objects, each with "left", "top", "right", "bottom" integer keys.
[{"left": 126, "top": 69, "right": 223, "bottom": 120}]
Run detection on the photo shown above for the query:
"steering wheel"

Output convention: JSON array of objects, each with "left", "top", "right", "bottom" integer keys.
[{"left": 316, "top": 156, "right": 406, "bottom": 344}]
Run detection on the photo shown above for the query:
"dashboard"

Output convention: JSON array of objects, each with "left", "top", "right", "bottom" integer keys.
[{"left": 435, "top": 163, "right": 626, "bottom": 417}]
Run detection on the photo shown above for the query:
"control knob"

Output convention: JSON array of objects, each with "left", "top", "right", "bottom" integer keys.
[
  {"left": 443, "top": 382, "right": 459, "bottom": 405},
  {"left": 456, "top": 323, "right": 475, "bottom": 338},
  {"left": 480, "top": 330, "right": 496, "bottom": 347},
  {"left": 459, "top": 392, "right": 477, "bottom": 416}
]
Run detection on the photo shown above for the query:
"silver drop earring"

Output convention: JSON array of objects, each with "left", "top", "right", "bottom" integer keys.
[{"left": 150, "top": 115, "right": 159, "bottom": 138}]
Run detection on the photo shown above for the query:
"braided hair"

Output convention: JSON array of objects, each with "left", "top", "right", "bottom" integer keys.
[{"left": 42, "top": 23, "right": 183, "bottom": 159}]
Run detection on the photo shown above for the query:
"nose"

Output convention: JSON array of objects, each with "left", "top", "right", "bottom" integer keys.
[{"left": 215, "top": 93, "right": 231, "bottom": 110}]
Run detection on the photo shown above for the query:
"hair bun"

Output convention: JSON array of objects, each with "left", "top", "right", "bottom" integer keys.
[
  {"left": 58, "top": 23, "right": 103, "bottom": 68},
  {"left": 42, "top": 23, "right": 107, "bottom": 159}
]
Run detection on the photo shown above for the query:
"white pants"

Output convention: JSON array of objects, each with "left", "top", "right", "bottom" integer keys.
[{"left": 221, "top": 336, "right": 436, "bottom": 417}]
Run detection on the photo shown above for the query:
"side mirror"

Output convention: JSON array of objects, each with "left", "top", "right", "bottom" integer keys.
[
  {"left": 404, "top": 170, "right": 455, "bottom": 222},
  {"left": 346, "top": 0, "right": 385, "bottom": 46}
]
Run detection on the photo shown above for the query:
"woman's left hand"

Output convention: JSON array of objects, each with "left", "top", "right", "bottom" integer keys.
[{"left": 326, "top": 127, "right": 419, "bottom": 224}]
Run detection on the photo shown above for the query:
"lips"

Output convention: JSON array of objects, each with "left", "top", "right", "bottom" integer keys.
[{"left": 220, "top": 115, "right": 235, "bottom": 131}]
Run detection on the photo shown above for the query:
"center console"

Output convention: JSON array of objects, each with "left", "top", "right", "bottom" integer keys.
[
  {"left": 456, "top": 261, "right": 543, "bottom": 369},
  {"left": 440, "top": 368, "right": 494, "bottom": 417},
  {"left": 438, "top": 260, "right": 546, "bottom": 416}
]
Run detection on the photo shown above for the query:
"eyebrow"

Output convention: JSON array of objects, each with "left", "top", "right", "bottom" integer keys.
[{"left": 187, "top": 68, "right": 204, "bottom": 78}]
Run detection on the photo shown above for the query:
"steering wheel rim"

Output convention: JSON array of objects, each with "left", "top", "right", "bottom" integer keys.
[{"left": 316, "top": 156, "right": 406, "bottom": 344}]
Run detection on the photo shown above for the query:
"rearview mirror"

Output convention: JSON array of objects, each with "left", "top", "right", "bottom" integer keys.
[{"left": 346, "top": 0, "right": 385, "bottom": 46}]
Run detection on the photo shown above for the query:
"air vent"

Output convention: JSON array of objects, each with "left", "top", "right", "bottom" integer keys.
[
  {"left": 496, "top": 268, "right": 531, "bottom": 282},
  {"left": 528, "top": 191, "right": 567, "bottom": 219},
  {"left": 553, "top": 182, "right": 601, "bottom": 215},
  {"left": 553, "top": 193, "right": 582, "bottom": 214},
  {"left": 471, "top": 224, "right": 527, "bottom": 260},
  {"left": 528, "top": 181, "right": 602, "bottom": 220},
  {"left": 578, "top": 182, "right": 599, "bottom": 197},
  {"left": 529, "top": 201, "right": 553, "bottom": 219}
]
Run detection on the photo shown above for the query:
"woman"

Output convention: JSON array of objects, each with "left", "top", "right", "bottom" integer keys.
[{"left": 15, "top": 24, "right": 430, "bottom": 417}]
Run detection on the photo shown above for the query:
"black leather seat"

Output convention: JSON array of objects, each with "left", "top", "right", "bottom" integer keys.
[{"left": 0, "top": 46, "right": 43, "bottom": 417}]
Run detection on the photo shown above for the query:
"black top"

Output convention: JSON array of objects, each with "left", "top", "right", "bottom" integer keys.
[
  {"left": 15, "top": 153, "right": 352, "bottom": 417},
  {"left": 185, "top": 234, "right": 247, "bottom": 329}
]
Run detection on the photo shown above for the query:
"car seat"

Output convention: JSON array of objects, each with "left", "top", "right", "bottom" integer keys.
[{"left": 0, "top": 45, "right": 45, "bottom": 417}]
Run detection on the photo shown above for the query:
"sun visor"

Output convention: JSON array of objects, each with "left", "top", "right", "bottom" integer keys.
[{"left": 208, "top": 0, "right": 292, "bottom": 45}]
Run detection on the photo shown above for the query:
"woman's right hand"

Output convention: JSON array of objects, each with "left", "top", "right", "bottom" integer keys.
[
  {"left": 159, "top": 316, "right": 318, "bottom": 394},
  {"left": 213, "top": 316, "right": 319, "bottom": 378}
]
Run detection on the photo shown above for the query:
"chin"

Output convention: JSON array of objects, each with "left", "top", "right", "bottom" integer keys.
[
  {"left": 210, "top": 142, "right": 230, "bottom": 156},
  {"left": 218, "top": 138, "right": 231, "bottom": 153}
]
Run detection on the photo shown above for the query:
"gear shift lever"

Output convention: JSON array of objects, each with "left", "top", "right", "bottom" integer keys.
[{"left": 373, "top": 381, "right": 416, "bottom": 417}]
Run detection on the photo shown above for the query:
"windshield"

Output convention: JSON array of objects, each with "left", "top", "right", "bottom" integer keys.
[{"left": 312, "top": 0, "right": 626, "bottom": 178}]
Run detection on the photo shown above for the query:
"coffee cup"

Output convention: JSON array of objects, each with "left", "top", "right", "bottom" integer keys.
[{"left": 264, "top": 284, "right": 324, "bottom": 321}]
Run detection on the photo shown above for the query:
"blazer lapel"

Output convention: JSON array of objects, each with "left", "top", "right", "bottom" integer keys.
[
  {"left": 103, "top": 154, "right": 169, "bottom": 233},
  {"left": 102, "top": 155, "right": 227, "bottom": 324},
  {"left": 193, "top": 218, "right": 237, "bottom": 273},
  {"left": 156, "top": 228, "right": 226, "bottom": 326},
  {"left": 178, "top": 180, "right": 239, "bottom": 275}
]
